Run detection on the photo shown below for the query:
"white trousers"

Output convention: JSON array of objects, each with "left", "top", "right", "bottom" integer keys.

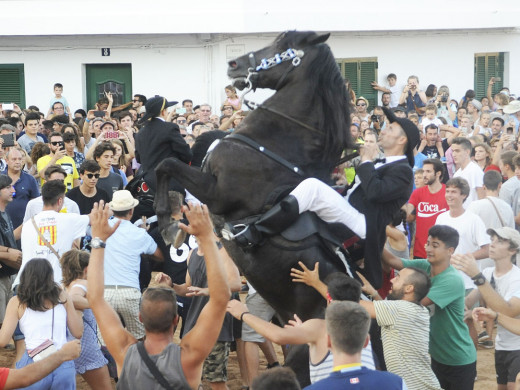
[{"left": 290, "top": 178, "right": 366, "bottom": 239}]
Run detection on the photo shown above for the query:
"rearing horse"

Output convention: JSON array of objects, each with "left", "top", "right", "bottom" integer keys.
[{"left": 155, "top": 30, "right": 353, "bottom": 322}]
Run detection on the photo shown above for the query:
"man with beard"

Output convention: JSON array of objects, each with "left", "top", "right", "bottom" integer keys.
[
  {"left": 406, "top": 158, "right": 448, "bottom": 259},
  {"left": 359, "top": 267, "right": 441, "bottom": 390},
  {"left": 383, "top": 225, "right": 477, "bottom": 390}
]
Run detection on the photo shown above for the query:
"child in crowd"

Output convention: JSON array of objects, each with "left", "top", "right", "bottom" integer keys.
[
  {"left": 474, "top": 111, "right": 492, "bottom": 137},
  {"left": 414, "top": 168, "right": 425, "bottom": 189},
  {"left": 371, "top": 73, "right": 399, "bottom": 108},
  {"left": 221, "top": 85, "right": 241, "bottom": 112},
  {"left": 49, "top": 83, "right": 71, "bottom": 116},
  {"left": 420, "top": 104, "right": 443, "bottom": 131}
]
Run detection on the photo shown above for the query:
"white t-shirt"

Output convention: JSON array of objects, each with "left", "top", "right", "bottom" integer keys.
[
  {"left": 436, "top": 210, "right": 490, "bottom": 289},
  {"left": 467, "top": 196, "right": 515, "bottom": 229},
  {"left": 420, "top": 117, "right": 443, "bottom": 131},
  {"left": 482, "top": 266, "right": 520, "bottom": 351},
  {"left": 23, "top": 196, "right": 80, "bottom": 223},
  {"left": 389, "top": 85, "right": 400, "bottom": 108},
  {"left": 15, "top": 210, "right": 89, "bottom": 288},
  {"left": 453, "top": 161, "right": 484, "bottom": 208}
]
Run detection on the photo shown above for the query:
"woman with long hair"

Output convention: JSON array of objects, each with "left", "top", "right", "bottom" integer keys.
[
  {"left": 0, "top": 259, "right": 83, "bottom": 389},
  {"left": 61, "top": 123, "right": 85, "bottom": 154},
  {"left": 473, "top": 142, "right": 493, "bottom": 171},
  {"left": 60, "top": 250, "right": 112, "bottom": 390}
]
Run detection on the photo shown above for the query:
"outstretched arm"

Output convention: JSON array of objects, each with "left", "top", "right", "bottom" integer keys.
[
  {"left": 290, "top": 261, "right": 327, "bottom": 300},
  {"left": 227, "top": 300, "right": 320, "bottom": 345},
  {"left": 86, "top": 201, "right": 135, "bottom": 374},
  {"left": 4, "top": 340, "right": 81, "bottom": 390},
  {"left": 180, "top": 204, "right": 230, "bottom": 388}
]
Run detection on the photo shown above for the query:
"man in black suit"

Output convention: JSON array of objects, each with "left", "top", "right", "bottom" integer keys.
[
  {"left": 135, "top": 95, "right": 192, "bottom": 193},
  {"left": 247, "top": 107, "right": 419, "bottom": 288}
]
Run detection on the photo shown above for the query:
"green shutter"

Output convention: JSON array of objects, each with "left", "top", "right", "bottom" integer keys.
[
  {"left": 474, "top": 53, "right": 504, "bottom": 100},
  {"left": 359, "top": 61, "right": 378, "bottom": 109},
  {"left": 0, "top": 64, "right": 25, "bottom": 109},
  {"left": 343, "top": 62, "right": 358, "bottom": 92}
]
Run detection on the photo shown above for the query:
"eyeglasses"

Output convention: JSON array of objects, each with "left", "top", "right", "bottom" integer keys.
[
  {"left": 85, "top": 173, "right": 100, "bottom": 179},
  {"left": 177, "top": 120, "right": 186, "bottom": 124},
  {"left": 356, "top": 103, "right": 366, "bottom": 107},
  {"left": 50, "top": 141, "right": 63, "bottom": 146}
]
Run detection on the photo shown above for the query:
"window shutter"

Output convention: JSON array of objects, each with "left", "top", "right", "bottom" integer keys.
[
  {"left": 0, "top": 65, "right": 25, "bottom": 109},
  {"left": 343, "top": 62, "right": 358, "bottom": 92},
  {"left": 474, "top": 55, "right": 486, "bottom": 99},
  {"left": 359, "top": 61, "right": 378, "bottom": 109},
  {"left": 474, "top": 53, "right": 504, "bottom": 99}
]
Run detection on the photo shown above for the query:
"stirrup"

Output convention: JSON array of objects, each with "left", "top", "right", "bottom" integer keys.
[{"left": 221, "top": 224, "right": 249, "bottom": 241}]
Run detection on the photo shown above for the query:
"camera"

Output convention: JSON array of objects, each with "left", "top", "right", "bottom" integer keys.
[
  {"left": 507, "top": 127, "right": 514, "bottom": 134},
  {"left": 371, "top": 115, "right": 379, "bottom": 122},
  {"left": 441, "top": 94, "right": 448, "bottom": 103}
]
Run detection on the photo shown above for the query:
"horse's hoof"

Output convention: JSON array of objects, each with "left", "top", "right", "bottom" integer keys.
[
  {"left": 173, "top": 229, "right": 187, "bottom": 249},
  {"left": 160, "top": 221, "right": 180, "bottom": 246}
]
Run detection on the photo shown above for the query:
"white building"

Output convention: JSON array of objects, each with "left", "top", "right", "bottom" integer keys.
[{"left": 1, "top": 0, "right": 519, "bottom": 112}]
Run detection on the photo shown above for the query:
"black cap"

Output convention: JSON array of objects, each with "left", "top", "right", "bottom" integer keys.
[
  {"left": 392, "top": 106, "right": 406, "bottom": 113},
  {"left": 141, "top": 95, "right": 178, "bottom": 122},
  {"left": 382, "top": 106, "right": 420, "bottom": 167},
  {"left": 0, "top": 174, "right": 12, "bottom": 190}
]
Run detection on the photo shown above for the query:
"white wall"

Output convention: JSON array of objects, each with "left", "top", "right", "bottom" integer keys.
[{"left": 1, "top": 29, "right": 519, "bottom": 113}]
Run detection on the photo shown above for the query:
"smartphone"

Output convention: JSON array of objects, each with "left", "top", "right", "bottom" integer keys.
[
  {"left": 507, "top": 127, "right": 514, "bottom": 134},
  {"left": 56, "top": 141, "right": 65, "bottom": 149},
  {"left": 494, "top": 77, "right": 502, "bottom": 82},
  {"left": 105, "top": 131, "right": 119, "bottom": 139},
  {"left": 94, "top": 110, "right": 106, "bottom": 118},
  {"left": 176, "top": 108, "right": 186, "bottom": 115},
  {"left": 2, "top": 103, "right": 14, "bottom": 111},
  {"left": 0, "top": 133, "right": 15, "bottom": 147}
]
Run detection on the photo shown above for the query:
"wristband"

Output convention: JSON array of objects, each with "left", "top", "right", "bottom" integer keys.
[
  {"left": 85, "top": 119, "right": 90, "bottom": 123},
  {"left": 240, "top": 311, "right": 250, "bottom": 321}
]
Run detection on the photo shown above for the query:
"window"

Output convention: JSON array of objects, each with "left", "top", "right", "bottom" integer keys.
[
  {"left": 0, "top": 64, "right": 25, "bottom": 109},
  {"left": 474, "top": 52, "right": 504, "bottom": 99},
  {"left": 337, "top": 58, "right": 378, "bottom": 109}
]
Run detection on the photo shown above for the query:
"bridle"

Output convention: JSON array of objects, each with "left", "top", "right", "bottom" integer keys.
[{"left": 240, "top": 47, "right": 324, "bottom": 137}]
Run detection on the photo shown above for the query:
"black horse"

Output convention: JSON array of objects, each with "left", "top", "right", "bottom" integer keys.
[{"left": 155, "top": 30, "right": 353, "bottom": 382}]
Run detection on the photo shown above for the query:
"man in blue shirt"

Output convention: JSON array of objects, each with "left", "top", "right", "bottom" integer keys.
[
  {"left": 104, "top": 190, "right": 163, "bottom": 340},
  {"left": 305, "top": 301, "right": 406, "bottom": 389},
  {"left": 3, "top": 148, "right": 39, "bottom": 229}
]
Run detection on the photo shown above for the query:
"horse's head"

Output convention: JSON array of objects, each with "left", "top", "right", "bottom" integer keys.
[{"left": 228, "top": 30, "right": 330, "bottom": 91}]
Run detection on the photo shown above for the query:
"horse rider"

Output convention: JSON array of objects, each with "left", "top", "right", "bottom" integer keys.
[{"left": 238, "top": 107, "right": 420, "bottom": 288}]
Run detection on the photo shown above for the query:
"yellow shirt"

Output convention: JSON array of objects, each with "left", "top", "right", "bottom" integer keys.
[{"left": 36, "top": 155, "right": 79, "bottom": 192}]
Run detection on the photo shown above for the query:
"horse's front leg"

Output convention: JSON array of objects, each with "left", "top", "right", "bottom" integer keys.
[{"left": 155, "top": 158, "right": 219, "bottom": 244}]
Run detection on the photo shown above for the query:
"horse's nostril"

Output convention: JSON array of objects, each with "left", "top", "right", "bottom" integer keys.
[{"left": 228, "top": 61, "right": 237, "bottom": 68}]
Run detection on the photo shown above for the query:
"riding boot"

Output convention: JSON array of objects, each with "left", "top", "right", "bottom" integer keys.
[{"left": 254, "top": 195, "right": 300, "bottom": 235}]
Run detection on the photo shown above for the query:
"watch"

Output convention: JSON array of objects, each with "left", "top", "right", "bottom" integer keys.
[
  {"left": 91, "top": 237, "right": 106, "bottom": 249},
  {"left": 471, "top": 272, "right": 486, "bottom": 287}
]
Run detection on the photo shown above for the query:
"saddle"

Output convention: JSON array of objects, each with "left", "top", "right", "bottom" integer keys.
[{"left": 223, "top": 211, "right": 354, "bottom": 252}]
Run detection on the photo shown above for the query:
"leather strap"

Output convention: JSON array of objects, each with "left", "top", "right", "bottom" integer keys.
[
  {"left": 486, "top": 197, "right": 506, "bottom": 227},
  {"left": 31, "top": 217, "right": 60, "bottom": 259},
  {"left": 136, "top": 341, "right": 174, "bottom": 390},
  {"left": 225, "top": 133, "right": 306, "bottom": 177}
]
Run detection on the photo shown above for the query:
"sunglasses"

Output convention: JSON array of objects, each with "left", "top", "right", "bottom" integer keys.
[
  {"left": 85, "top": 173, "right": 100, "bottom": 179},
  {"left": 177, "top": 120, "right": 186, "bottom": 124},
  {"left": 132, "top": 99, "right": 139, "bottom": 102},
  {"left": 356, "top": 103, "right": 366, "bottom": 107},
  {"left": 50, "top": 141, "right": 63, "bottom": 146}
]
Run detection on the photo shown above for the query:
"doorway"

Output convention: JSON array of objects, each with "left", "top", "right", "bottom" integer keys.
[{"left": 85, "top": 64, "right": 132, "bottom": 110}]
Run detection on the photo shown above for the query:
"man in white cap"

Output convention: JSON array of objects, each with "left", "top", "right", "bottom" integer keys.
[
  {"left": 104, "top": 190, "right": 163, "bottom": 339},
  {"left": 452, "top": 227, "right": 520, "bottom": 389}
]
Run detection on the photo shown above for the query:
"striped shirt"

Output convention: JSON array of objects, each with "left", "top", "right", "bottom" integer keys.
[
  {"left": 309, "top": 342, "right": 376, "bottom": 384},
  {"left": 374, "top": 300, "right": 441, "bottom": 390}
]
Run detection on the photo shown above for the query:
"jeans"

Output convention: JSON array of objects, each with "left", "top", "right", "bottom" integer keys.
[{"left": 15, "top": 351, "right": 76, "bottom": 389}]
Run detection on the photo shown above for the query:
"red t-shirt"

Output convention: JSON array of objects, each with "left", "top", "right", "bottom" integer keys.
[
  {"left": 0, "top": 367, "right": 9, "bottom": 389},
  {"left": 408, "top": 184, "right": 448, "bottom": 258}
]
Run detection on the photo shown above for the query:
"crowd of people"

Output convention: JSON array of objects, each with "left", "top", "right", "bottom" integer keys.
[{"left": 0, "top": 72, "right": 518, "bottom": 390}]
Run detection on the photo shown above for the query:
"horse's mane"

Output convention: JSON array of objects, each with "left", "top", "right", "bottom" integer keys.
[{"left": 277, "top": 32, "right": 354, "bottom": 165}]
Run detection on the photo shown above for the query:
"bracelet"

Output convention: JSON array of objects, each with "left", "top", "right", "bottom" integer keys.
[
  {"left": 240, "top": 311, "right": 250, "bottom": 321},
  {"left": 85, "top": 119, "right": 90, "bottom": 123}
]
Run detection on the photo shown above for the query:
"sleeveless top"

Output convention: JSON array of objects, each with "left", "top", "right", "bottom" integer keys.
[
  {"left": 182, "top": 247, "right": 233, "bottom": 341},
  {"left": 19, "top": 304, "right": 68, "bottom": 350},
  {"left": 385, "top": 240, "right": 410, "bottom": 260},
  {"left": 117, "top": 343, "right": 191, "bottom": 390}
]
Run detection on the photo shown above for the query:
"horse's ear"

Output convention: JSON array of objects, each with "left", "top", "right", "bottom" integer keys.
[{"left": 303, "top": 32, "right": 330, "bottom": 46}]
